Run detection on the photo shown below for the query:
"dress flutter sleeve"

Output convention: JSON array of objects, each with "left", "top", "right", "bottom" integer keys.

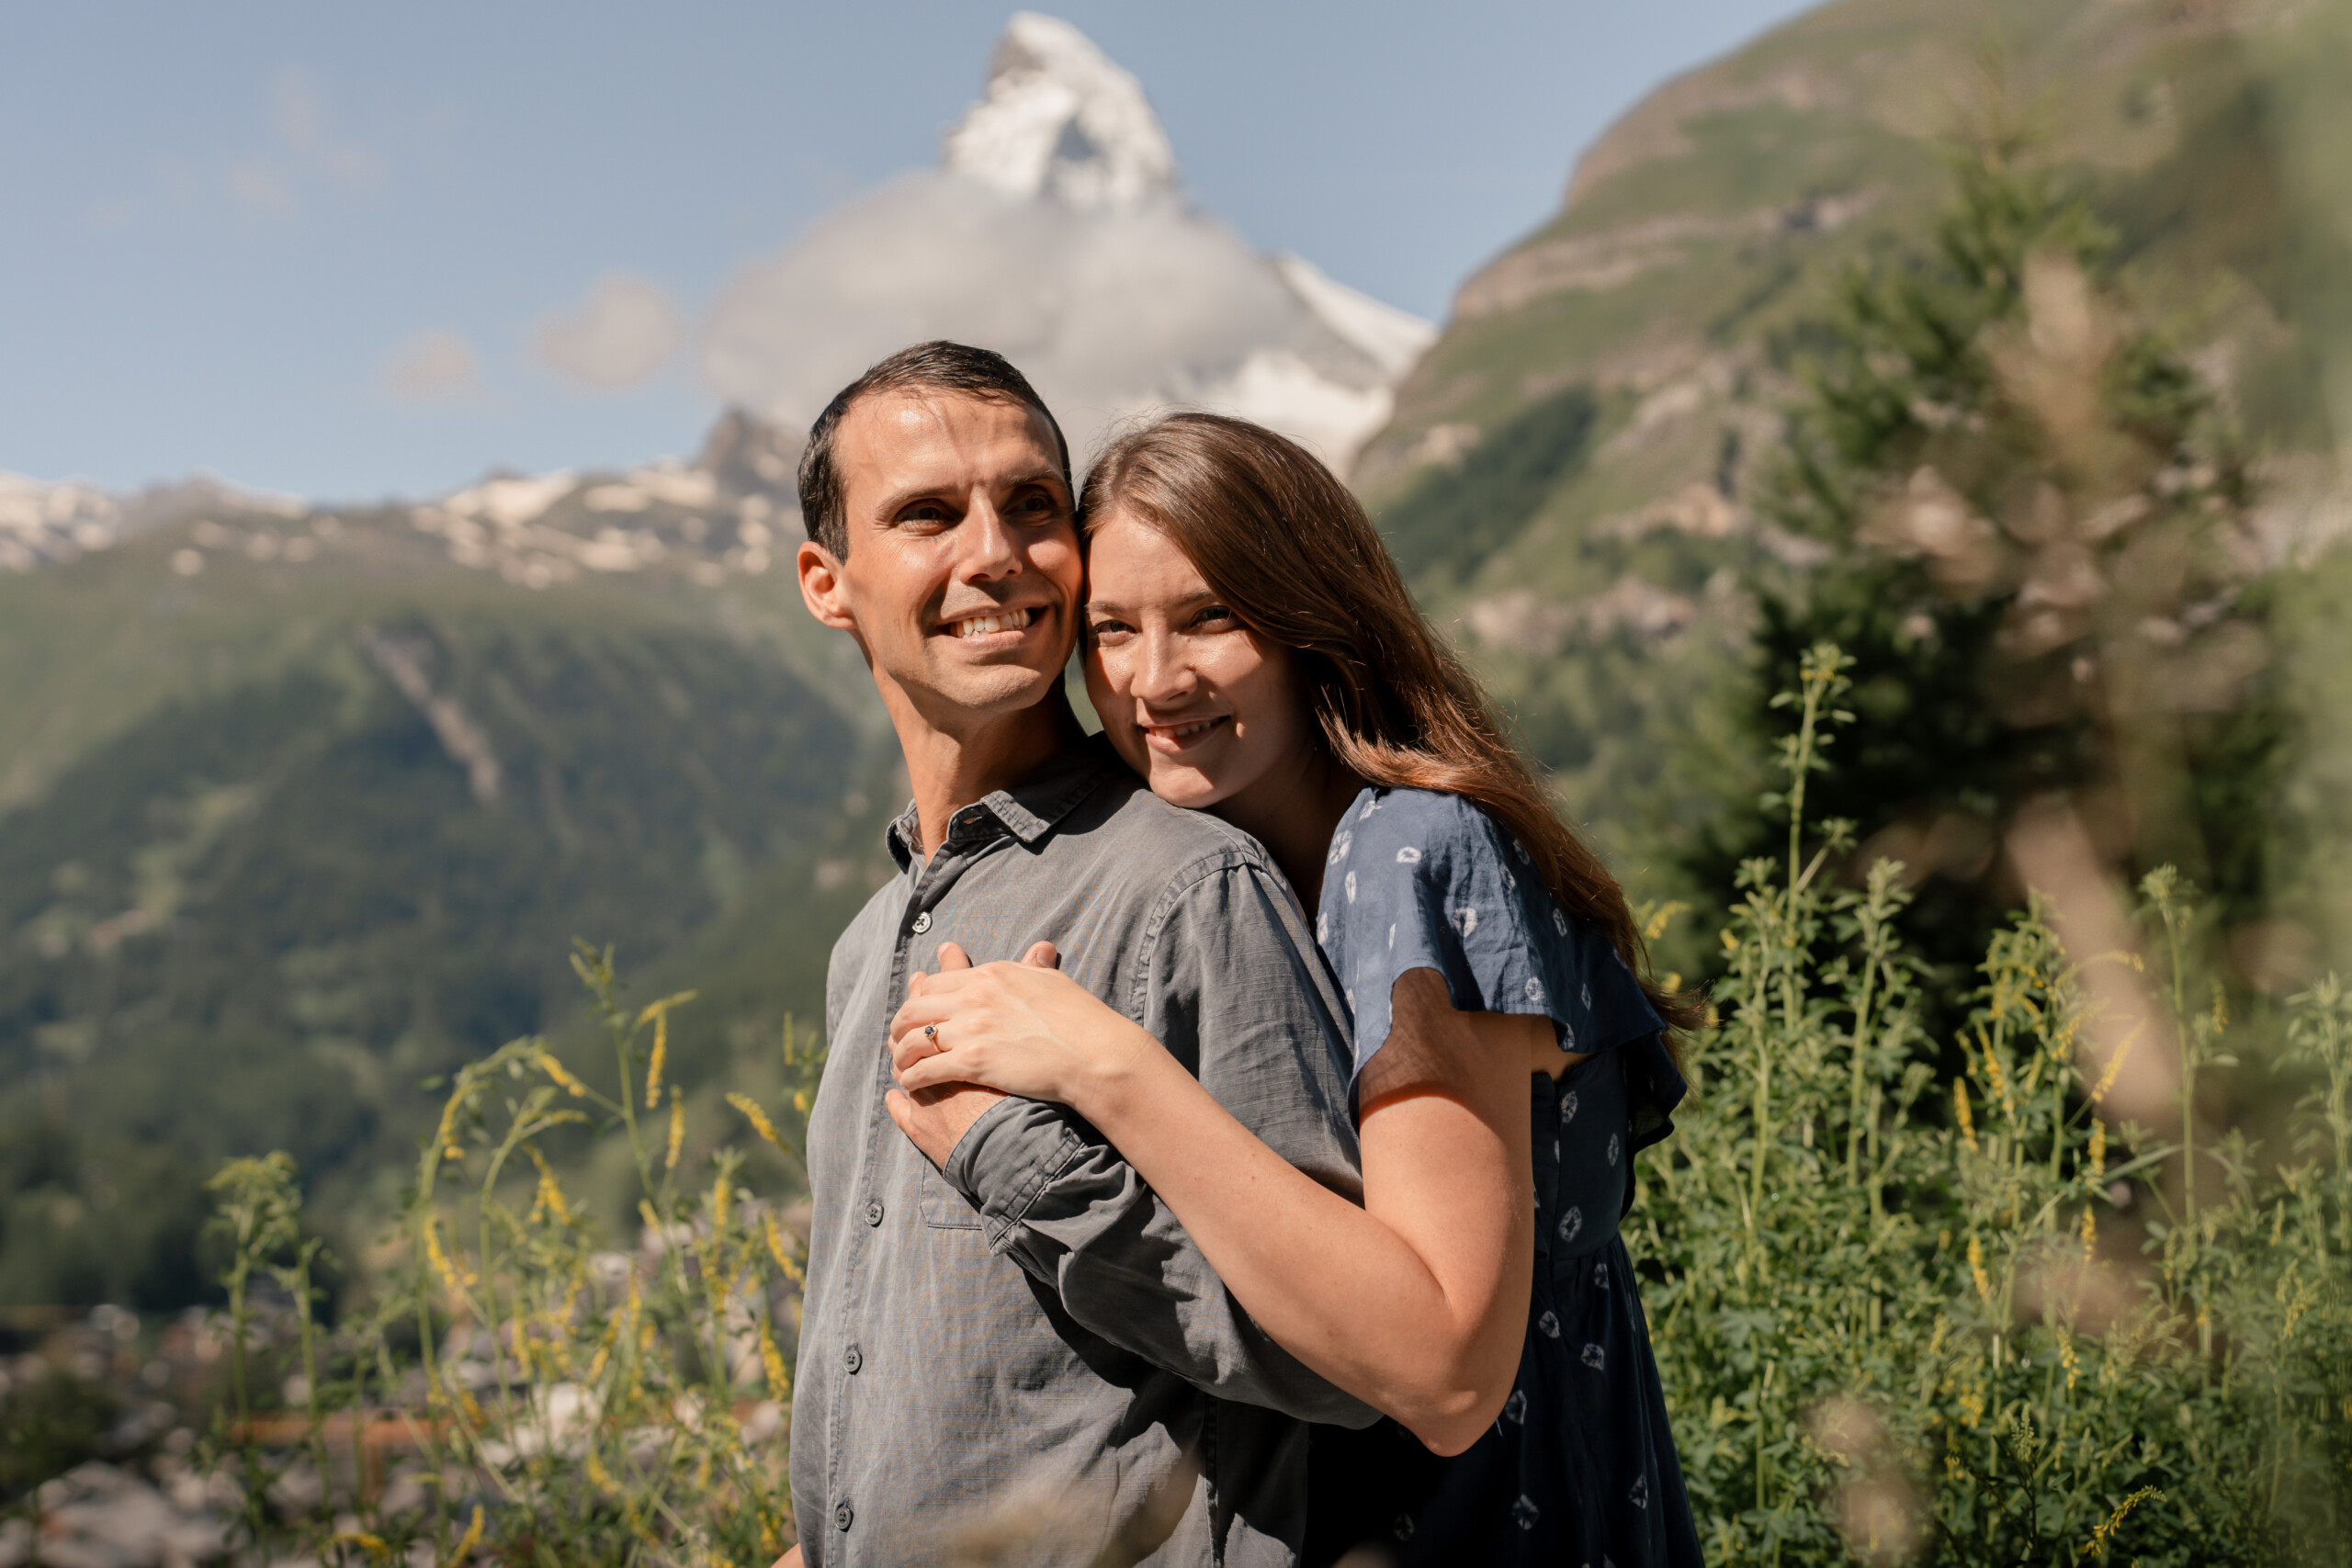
[{"left": 1315, "top": 787, "right": 1686, "bottom": 1151}]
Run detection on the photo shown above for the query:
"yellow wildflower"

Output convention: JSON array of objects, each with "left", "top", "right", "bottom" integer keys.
[
  {"left": 729, "top": 1091, "right": 790, "bottom": 1154},
  {"left": 526, "top": 1146, "right": 572, "bottom": 1227},
  {"left": 712, "top": 1171, "right": 731, "bottom": 1230},
  {"left": 645, "top": 1010, "right": 667, "bottom": 1110},
  {"left": 424, "top": 1214, "right": 477, "bottom": 1297},
  {"left": 1955, "top": 1079, "right": 1978, "bottom": 1153},
  {"left": 2087, "top": 1119, "right": 2106, "bottom": 1183},
  {"left": 1968, "top": 1235, "right": 1992, "bottom": 1304},
  {"left": 2080, "top": 1205, "right": 2097, "bottom": 1262},
  {"left": 665, "top": 1090, "right": 685, "bottom": 1172},
  {"left": 764, "top": 1214, "right": 805, "bottom": 1284},
  {"left": 2082, "top": 1485, "right": 2161, "bottom": 1559},
  {"left": 449, "top": 1505, "right": 485, "bottom": 1565},
  {"left": 588, "top": 1445, "right": 618, "bottom": 1495},
  {"left": 759, "top": 1313, "right": 791, "bottom": 1402},
  {"left": 537, "top": 1049, "right": 588, "bottom": 1098},
  {"left": 2090, "top": 1035, "right": 2134, "bottom": 1104}
]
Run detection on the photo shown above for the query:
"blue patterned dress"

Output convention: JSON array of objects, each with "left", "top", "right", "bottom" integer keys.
[{"left": 1302, "top": 786, "right": 1703, "bottom": 1568}]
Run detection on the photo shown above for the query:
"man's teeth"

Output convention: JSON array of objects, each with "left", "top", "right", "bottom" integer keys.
[{"left": 949, "top": 607, "right": 1036, "bottom": 637}]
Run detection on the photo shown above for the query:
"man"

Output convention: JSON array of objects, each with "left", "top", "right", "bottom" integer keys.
[{"left": 779, "top": 342, "right": 1371, "bottom": 1567}]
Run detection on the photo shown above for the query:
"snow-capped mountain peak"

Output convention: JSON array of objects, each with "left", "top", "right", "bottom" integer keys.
[{"left": 942, "top": 11, "right": 1178, "bottom": 210}]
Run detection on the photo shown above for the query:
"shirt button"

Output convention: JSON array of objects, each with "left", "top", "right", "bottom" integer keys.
[
  {"left": 843, "top": 1343, "right": 863, "bottom": 1374},
  {"left": 834, "top": 1500, "right": 854, "bottom": 1531},
  {"left": 863, "top": 1199, "right": 885, "bottom": 1226},
  {"left": 911, "top": 909, "right": 933, "bottom": 935}
]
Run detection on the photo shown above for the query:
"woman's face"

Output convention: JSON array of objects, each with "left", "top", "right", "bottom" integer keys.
[{"left": 1082, "top": 508, "right": 1318, "bottom": 814}]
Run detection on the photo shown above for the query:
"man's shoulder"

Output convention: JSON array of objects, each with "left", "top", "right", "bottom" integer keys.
[
  {"left": 830, "top": 874, "right": 906, "bottom": 967},
  {"left": 1078, "top": 774, "right": 1282, "bottom": 887}
]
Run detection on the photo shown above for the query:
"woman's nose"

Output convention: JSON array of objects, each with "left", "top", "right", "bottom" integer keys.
[{"left": 1131, "top": 632, "right": 1196, "bottom": 704}]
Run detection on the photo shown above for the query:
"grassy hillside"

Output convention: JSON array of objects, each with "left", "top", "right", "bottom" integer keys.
[
  {"left": 0, "top": 469, "right": 897, "bottom": 1306},
  {"left": 1353, "top": 0, "right": 2352, "bottom": 956}
]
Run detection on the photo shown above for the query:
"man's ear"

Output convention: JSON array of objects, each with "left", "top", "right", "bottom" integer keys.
[{"left": 797, "top": 539, "right": 857, "bottom": 631}]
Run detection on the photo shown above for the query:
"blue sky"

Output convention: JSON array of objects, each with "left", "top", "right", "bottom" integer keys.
[{"left": 0, "top": 2, "right": 1815, "bottom": 501}]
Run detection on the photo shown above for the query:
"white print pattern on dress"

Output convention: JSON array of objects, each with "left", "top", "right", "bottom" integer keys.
[
  {"left": 1501, "top": 864, "right": 1515, "bottom": 891},
  {"left": 1455, "top": 906, "right": 1478, "bottom": 938},
  {"left": 1512, "top": 1495, "right": 1539, "bottom": 1530},
  {"left": 1558, "top": 1206, "right": 1583, "bottom": 1244},
  {"left": 1595, "top": 1260, "right": 1610, "bottom": 1286},
  {"left": 1396, "top": 846, "right": 1421, "bottom": 863},
  {"left": 1607, "top": 1134, "right": 1622, "bottom": 1166},
  {"left": 1360, "top": 795, "right": 1381, "bottom": 819},
  {"left": 1630, "top": 1474, "right": 1649, "bottom": 1510},
  {"left": 1536, "top": 1310, "right": 1560, "bottom": 1338},
  {"left": 1316, "top": 911, "right": 1328, "bottom": 942},
  {"left": 1327, "top": 830, "right": 1351, "bottom": 864},
  {"left": 1580, "top": 982, "right": 1592, "bottom": 1008},
  {"left": 1503, "top": 1388, "right": 1528, "bottom": 1424},
  {"left": 1581, "top": 1342, "right": 1606, "bottom": 1371},
  {"left": 1525, "top": 976, "right": 1546, "bottom": 1004},
  {"left": 1387, "top": 922, "right": 1396, "bottom": 951},
  {"left": 1560, "top": 1090, "right": 1579, "bottom": 1125},
  {"left": 1552, "top": 908, "right": 1569, "bottom": 935},
  {"left": 1344, "top": 871, "right": 1357, "bottom": 903}
]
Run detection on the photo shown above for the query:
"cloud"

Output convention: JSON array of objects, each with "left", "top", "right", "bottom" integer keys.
[
  {"left": 699, "top": 173, "right": 1310, "bottom": 455},
  {"left": 384, "top": 328, "right": 487, "bottom": 405},
  {"left": 534, "top": 273, "right": 684, "bottom": 389}
]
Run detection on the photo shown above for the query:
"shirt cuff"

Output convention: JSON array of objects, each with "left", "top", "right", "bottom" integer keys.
[{"left": 942, "top": 1096, "right": 1085, "bottom": 1248}]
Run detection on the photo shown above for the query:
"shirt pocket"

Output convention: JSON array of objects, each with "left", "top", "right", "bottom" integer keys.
[{"left": 919, "top": 1164, "right": 983, "bottom": 1230}]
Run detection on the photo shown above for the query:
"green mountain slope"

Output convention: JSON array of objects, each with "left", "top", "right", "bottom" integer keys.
[
  {"left": 0, "top": 435, "right": 900, "bottom": 1306},
  {"left": 1355, "top": 0, "right": 2352, "bottom": 931}
]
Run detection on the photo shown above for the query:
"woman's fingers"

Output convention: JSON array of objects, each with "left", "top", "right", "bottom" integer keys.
[
  {"left": 935, "top": 941, "right": 973, "bottom": 970},
  {"left": 896, "top": 1049, "right": 975, "bottom": 1096},
  {"left": 1021, "top": 941, "right": 1061, "bottom": 968}
]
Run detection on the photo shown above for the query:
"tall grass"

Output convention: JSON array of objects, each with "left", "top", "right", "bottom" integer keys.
[
  {"left": 1637, "top": 644, "right": 2352, "bottom": 1564},
  {"left": 205, "top": 942, "right": 824, "bottom": 1566}
]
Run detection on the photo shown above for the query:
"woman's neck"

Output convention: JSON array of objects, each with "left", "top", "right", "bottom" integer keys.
[{"left": 1213, "top": 745, "right": 1365, "bottom": 910}]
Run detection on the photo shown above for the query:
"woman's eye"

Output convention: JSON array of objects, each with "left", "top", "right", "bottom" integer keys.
[
  {"left": 1193, "top": 604, "right": 1238, "bottom": 629},
  {"left": 1086, "top": 618, "right": 1133, "bottom": 642}
]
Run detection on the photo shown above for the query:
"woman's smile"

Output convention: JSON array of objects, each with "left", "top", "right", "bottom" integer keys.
[{"left": 1139, "top": 713, "right": 1231, "bottom": 752}]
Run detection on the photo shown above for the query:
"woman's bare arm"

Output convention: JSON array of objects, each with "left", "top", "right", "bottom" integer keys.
[{"left": 891, "top": 959, "right": 1535, "bottom": 1454}]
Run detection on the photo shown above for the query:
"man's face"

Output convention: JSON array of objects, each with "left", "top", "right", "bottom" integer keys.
[{"left": 797, "top": 389, "right": 1080, "bottom": 734}]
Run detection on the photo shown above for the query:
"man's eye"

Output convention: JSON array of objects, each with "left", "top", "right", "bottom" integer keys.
[{"left": 899, "top": 502, "right": 954, "bottom": 525}]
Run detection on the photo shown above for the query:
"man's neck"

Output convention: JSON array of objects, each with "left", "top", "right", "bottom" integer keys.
[{"left": 884, "top": 687, "right": 1083, "bottom": 859}]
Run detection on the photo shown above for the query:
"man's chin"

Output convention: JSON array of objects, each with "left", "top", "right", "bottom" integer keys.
[{"left": 915, "top": 663, "right": 1069, "bottom": 725}]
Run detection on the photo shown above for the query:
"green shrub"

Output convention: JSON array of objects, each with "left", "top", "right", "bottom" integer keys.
[{"left": 1636, "top": 643, "right": 2352, "bottom": 1565}]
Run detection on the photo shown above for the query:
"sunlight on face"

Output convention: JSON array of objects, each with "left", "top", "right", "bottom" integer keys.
[
  {"left": 802, "top": 390, "right": 1080, "bottom": 734},
  {"left": 1082, "top": 509, "right": 1317, "bottom": 815}
]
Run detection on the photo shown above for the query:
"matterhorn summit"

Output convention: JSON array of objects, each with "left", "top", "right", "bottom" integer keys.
[
  {"left": 942, "top": 13, "right": 1177, "bottom": 211},
  {"left": 701, "top": 12, "right": 1431, "bottom": 472}
]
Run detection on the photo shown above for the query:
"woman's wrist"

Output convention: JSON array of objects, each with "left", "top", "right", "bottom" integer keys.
[{"left": 1070, "top": 1017, "right": 1166, "bottom": 1134}]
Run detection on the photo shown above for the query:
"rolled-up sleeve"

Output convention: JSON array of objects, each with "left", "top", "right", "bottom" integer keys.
[{"left": 944, "top": 857, "right": 1377, "bottom": 1428}]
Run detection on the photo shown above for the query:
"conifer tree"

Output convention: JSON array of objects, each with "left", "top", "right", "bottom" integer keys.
[{"left": 1695, "top": 133, "right": 2279, "bottom": 991}]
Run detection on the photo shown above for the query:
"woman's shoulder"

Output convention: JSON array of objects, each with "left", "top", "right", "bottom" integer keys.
[{"left": 1329, "top": 786, "right": 1514, "bottom": 875}]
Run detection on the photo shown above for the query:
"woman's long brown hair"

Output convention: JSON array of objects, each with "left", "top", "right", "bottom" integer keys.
[{"left": 1080, "top": 412, "right": 1704, "bottom": 1040}]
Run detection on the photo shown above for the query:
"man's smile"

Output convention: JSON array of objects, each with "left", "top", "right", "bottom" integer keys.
[{"left": 940, "top": 604, "right": 1044, "bottom": 641}]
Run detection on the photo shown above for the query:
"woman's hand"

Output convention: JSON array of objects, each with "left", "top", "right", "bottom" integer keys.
[{"left": 889, "top": 941, "right": 1160, "bottom": 1114}]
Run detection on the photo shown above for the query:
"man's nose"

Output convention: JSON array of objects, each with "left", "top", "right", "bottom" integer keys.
[{"left": 956, "top": 498, "right": 1023, "bottom": 582}]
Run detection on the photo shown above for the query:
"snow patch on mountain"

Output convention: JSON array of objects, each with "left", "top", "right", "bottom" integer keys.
[
  {"left": 943, "top": 12, "right": 1176, "bottom": 211},
  {"left": 701, "top": 13, "right": 1429, "bottom": 472}
]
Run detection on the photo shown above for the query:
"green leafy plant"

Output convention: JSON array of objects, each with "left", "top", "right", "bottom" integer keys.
[
  {"left": 202, "top": 946, "right": 825, "bottom": 1566},
  {"left": 1639, "top": 642, "right": 2352, "bottom": 1565}
]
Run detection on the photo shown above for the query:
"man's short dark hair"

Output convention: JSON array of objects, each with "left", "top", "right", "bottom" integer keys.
[{"left": 796, "top": 341, "right": 1071, "bottom": 558}]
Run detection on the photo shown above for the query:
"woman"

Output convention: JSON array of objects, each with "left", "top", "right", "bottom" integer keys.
[{"left": 888, "top": 413, "right": 1702, "bottom": 1566}]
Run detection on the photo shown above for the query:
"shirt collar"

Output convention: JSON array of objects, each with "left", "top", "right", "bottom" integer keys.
[{"left": 884, "top": 731, "right": 1125, "bottom": 870}]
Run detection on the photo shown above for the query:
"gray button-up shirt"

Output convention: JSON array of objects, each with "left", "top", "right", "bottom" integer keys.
[{"left": 791, "top": 736, "right": 1374, "bottom": 1567}]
